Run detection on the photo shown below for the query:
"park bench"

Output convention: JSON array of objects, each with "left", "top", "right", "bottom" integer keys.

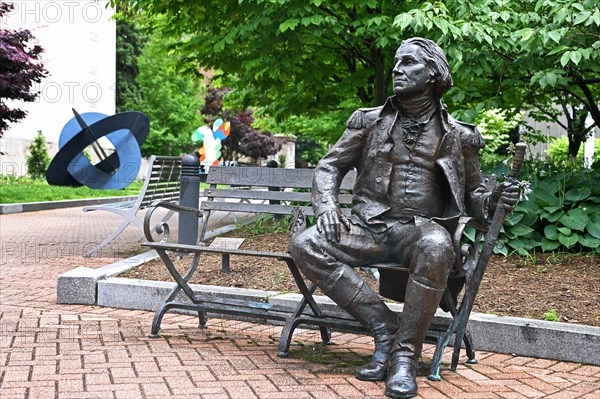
[
  {"left": 82, "top": 155, "right": 182, "bottom": 257},
  {"left": 142, "top": 165, "right": 497, "bottom": 381}
]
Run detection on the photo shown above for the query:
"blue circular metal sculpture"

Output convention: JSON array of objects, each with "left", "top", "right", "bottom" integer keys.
[{"left": 46, "top": 109, "right": 149, "bottom": 189}]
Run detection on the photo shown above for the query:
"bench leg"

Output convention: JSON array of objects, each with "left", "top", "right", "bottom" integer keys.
[
  {"left": 150, "top": 302, "right": 176, "bottom": 338},
  {"left": 278, "top": 260, "right": 332, "bottom": 356},
  {"left": 277, "top": 282, "right": 332, "bottom": 357},
  {"left": 150, "top": 251, "right": 204, "bottom": 338}
]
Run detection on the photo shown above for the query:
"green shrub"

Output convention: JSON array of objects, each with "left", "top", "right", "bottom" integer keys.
[
  {"left": 474, "top": 109, "right": 520, "bottom": 168},
  {"left": 546, "top": 135, "right": 600, "bottom": 164},
  {"left": 497, "top": 161, "right": 600, "bottom": 256},
  {"left": 26, "top": 130, "right": 50, "bottom": 179}
]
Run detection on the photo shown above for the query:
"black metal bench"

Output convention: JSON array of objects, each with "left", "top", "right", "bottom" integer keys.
[
  {"left": 83, "top": 155, "right": 182, "bottom": 257},
  {"left": 143, "top": 166, "right": 496, "bottom": 381}
]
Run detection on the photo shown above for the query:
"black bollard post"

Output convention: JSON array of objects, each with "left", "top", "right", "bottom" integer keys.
[{"left": 178, "top": 154, "right": 200, "bottom": 249}]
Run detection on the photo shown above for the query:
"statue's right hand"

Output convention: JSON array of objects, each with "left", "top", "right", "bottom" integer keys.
[{"left": 316, "top": 209, "right": 351, "bottom": 242}]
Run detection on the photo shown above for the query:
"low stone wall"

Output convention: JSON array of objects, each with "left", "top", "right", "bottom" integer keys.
[{"left": 57, "top": 249, "right": 600, "bottom": 366}]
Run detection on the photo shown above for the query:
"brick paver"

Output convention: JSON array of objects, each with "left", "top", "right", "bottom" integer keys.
[{"left": 1, "top": 207, "right": 599, "bottom": 398}]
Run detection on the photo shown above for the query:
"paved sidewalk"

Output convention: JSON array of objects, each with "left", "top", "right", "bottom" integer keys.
[{"left": 1, "top": 208, "right": 599, "bottom": 398}]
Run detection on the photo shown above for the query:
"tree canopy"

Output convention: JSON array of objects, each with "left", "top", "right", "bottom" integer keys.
[
  {"left": 0, "top": 2, "right": 48, "bottom": 137},
  {"left": 112, "top": 0, "right": 416, "bottom": 142},
  {"left": 112, "top": 0, "right": 600, "bottom": 155},
  {"left": 393, "top": 0, "right": 600, "bottom": 157},
  {"left": 122, "top": 31, "right": 203, "bottom": 157},
  {"left": 116, "top": 20, "right": 145, "bottom": 112}
]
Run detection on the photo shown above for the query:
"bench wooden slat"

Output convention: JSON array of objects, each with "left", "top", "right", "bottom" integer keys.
[
  {"left": 145, "top": 242, "right": 292, "bottom": 260},
  {"left": 200, "top": 201, "right": 353, "bottom": 216},
  {"left": 206, "top": 166, "right": 356, "bottom": 191},
  {"left": 202, "top": 188, "right": 354, "bottom": 205}
]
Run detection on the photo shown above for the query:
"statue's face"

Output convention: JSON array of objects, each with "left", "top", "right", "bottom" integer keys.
[{"left": 392, "top": 44, "right": 432, "bottom": 98}]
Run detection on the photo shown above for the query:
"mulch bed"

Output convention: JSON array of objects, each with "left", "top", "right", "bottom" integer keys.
[{"left": 121, "top": 223, "right": 600, "bottom": 327}]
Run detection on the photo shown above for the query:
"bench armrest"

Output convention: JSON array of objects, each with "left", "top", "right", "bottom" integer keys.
[{"left": 143, "top": 200, "right": 203, "bottom": 243}]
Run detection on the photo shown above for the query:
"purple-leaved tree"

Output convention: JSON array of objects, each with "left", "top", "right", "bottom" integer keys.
[
  {"left": 201, "top": 87, "right": 281, "bottom": 162},
  {"left": 0, "top": 2, "right": 48, "bottom": 137}
]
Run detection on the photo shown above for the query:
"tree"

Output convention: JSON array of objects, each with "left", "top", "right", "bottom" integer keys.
[
  {"left": 26, "top": 130, "right": 50, "bottom": 179},
  {"left": 111, "top": 1, "right": 415, "bottom": 129},
  {"left": 0, "top": 2, "right": 48, "bottom": 136},
  {"left": 201, "top": 87, "right": 282, "bottom": 161},
  {"left": 124, "top": 32, "right": 203, "bottom": 157},
  {"left": 393, "top": 0, "right": 600, "bottom": 158},
  {"left": 112, "top": 0, "right": 600, "bottom": 153},
  {"left": 116, "top": 20, "right": 145, "bottom": 112}
]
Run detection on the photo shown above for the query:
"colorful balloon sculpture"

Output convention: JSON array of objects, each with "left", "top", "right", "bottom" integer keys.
[{"left": 191, "top": 118, "right": 231, "bottom": 167}]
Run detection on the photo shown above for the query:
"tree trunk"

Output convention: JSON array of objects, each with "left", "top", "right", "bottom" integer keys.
[{"left": 371, "top": 47, "right": 387, "bottom": 106}]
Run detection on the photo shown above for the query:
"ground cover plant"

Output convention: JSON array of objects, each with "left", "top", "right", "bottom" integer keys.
[{"left": 496, "top": 160, "right": 600, "bottom": 256}]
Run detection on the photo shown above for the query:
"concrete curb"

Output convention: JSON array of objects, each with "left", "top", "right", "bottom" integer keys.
[
  {"left": 0, "top": 196, "right": 137, "bottom": 214},
  {"left": 58, "top": 247, "right": 600, "bottom": 366},
  {"left": 95, "top": 277, "right": 600, "bottom": 366}
]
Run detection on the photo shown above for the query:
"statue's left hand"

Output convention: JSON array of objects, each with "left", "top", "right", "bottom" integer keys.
[
  {"left": 316, "top": 208, "right": 351, "bottom": 242},
  {"left": 490, "top": 181, "right": 520, "bottom": 213}
]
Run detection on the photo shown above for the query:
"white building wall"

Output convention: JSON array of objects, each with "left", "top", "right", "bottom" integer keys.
[{"left": 1, "top": 0, "right": 116, "bottom": 176}]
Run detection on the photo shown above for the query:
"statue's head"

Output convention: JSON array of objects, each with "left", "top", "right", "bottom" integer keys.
[{"left": 393, "top": 37, "right": 453, "bottom": 99}]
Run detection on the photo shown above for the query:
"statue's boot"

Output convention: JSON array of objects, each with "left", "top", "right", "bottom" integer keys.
[
  {"left": 321, "top": 265, "right": 399, "bottom": 381},
  {"left": 385, "top": 276, "right": 445, "bottom": 399}
]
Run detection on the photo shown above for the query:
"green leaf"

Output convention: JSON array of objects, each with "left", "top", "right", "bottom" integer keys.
[
  {"left": 494, "top": 242, "right": 509, "bottom": 256},
  {"left": 508, "top": 224, "right": 535, "bottom": 237},
  {"left": 545, "top": 209, "right": 565, "bottom": 223},
  {"left": 570, "top": 50, "right": 583, "bottom": 65},
  {"left": 560, "top": 51, "right": 571, "bottom": 66},
  {"left": 559, "top": 208, "right": 589, "bottom": 231},
  {"left": 565, "top": 187, "right": 591, "bottom": 202},
  {"left": 558, "top": 232, "right": 579, "bottom": 248},
  {"left": 541, "top": 238, "right": 561, "bottom": 252},
  {"left": 279, "top": 19, "right": 299, "bottom": 32},
  {"left": 535, "top": 185, "right": 560, "bottom": 206},
  {"left": 593, "top": 9, "right": 600, "bottom": 26},
  {"left": 544, "top": 225, "right": 559, "bottom": 240},
  {"left": 573, "top": 11, "right": 591, "bottom": 25},
  {"left": 557, "top": 226, "right": 572, "bottom": 236},
  {"left": 516, "top": 28, "right": 534, "bottom": 42},
  {"left": 579, "top": 234, "right": 600, "bottom": 249},
  {"left": 586, "top": 215, "right": 600, "bottom": 239},
  {"left": 463, "top": 226, "right": 476, "bottom": 242},
  {"left": 547, "top": 30, "right": 562, "bottom": 44},
  {"left": 504, "top": 212, "right": 524, "bottom": 226},
  {"left": 548, "top": 45, "right": 569, "bottom": 56}
]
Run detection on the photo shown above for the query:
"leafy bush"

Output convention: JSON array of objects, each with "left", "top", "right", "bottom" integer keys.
[
  {"left": 474, "top": 109, "right": 519, "bottom": 168},
  {"left": 26, "top": 130, "right": 50, "bottom": 179},
  {"left": 546, "top": 135, "right": 600, "bottom": 164},
  {"left": 498, "top": 161, "right": 600, "bottom": 255}
]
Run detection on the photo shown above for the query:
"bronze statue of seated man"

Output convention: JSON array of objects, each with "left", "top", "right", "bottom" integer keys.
[{"left": 289, "top": 37, "right": 519, "bottom": 399}]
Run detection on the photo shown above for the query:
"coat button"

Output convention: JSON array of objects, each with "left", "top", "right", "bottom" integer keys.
[
  {"left": 376, "top": 176, "right": 383, "bottom": 183},
  {"left": 376, "top": 150, "right": 382, "bottom": 157},
  {"left": 379, "top": 123, "right": 386, "bottom": 130}
]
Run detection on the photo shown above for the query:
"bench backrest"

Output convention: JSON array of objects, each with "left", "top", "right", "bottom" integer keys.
[
  {"left": 202, "top": 166, "right": 496, "bottom": 218},
  {"left": 202, "top": 166, "right": 356, "bottom": 219},
  {"left": 139, "top": 155, "right": 182, "bottom": 209}
]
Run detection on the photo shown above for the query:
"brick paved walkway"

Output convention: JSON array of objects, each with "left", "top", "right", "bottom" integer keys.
[{"left": 1, "top": 208, "right": 599, "bottom": 398}]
